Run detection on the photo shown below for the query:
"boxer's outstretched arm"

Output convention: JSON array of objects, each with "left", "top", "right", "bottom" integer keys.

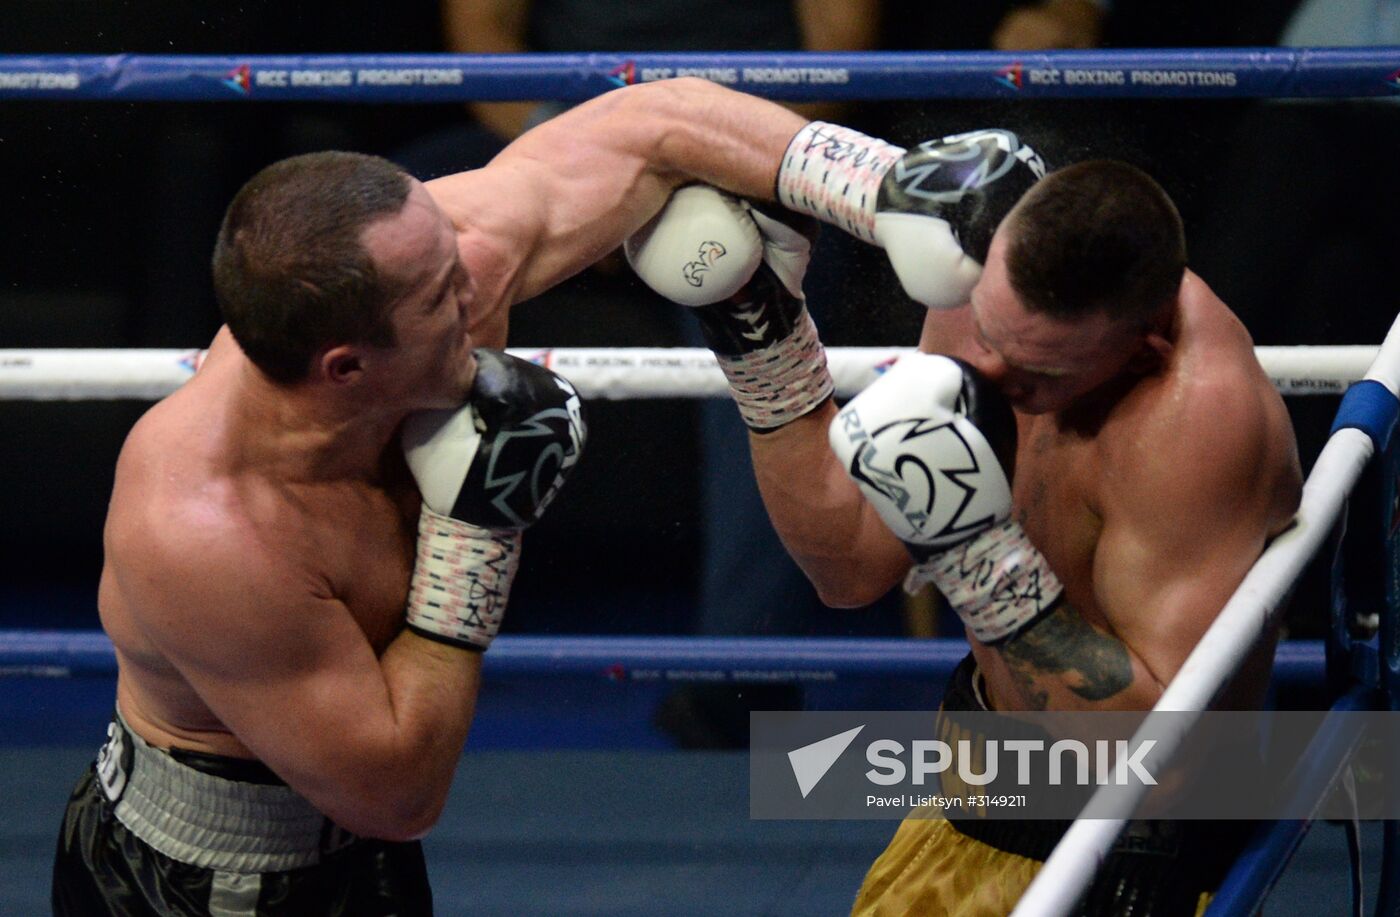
[
  {"left": 115, "top": 519, "right": 479, "bottom": 841},
  {"left": 749, "top": 403, "right": 914, "bottom": 607},
  {"left": 428, "top": 78, "right": 806, "bottom": 308}
]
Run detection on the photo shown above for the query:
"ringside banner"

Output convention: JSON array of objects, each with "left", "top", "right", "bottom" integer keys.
[
  {"left": 750, "top": 710, "right": 1397, "bottom": 820},
  {"left": 1, "top": 51, "right": 1397, "bottom": 102}
]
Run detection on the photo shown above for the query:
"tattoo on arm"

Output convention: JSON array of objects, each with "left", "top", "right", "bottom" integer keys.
[{"left": 1000, "top": 603, "right": 1133, "bottom": 710}]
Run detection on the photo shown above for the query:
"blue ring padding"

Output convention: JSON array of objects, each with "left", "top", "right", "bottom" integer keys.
[
  {"left": 1329, "top": 380, "right": 1400, "bottom": 452},
  {"left": 0, "top": 630, "right": 1327, "bottom": 684},
  {"left": 0, "top": 49, "right": 1398, "bottom": 102}
]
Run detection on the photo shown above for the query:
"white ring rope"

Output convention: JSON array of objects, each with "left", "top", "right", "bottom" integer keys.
[
  {"left": 1012, "top": 312, "right": 1400, "bottom": 917},
  {"left": 0, "top": 345, "right": 1380, "bottom": 401}
]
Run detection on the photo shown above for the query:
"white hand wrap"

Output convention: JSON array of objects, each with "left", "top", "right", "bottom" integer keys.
[
  {"left": 907, "top": 518, "right": 1065, "bottom": 645},
  {"left": 777, "top": 121, "right": 905, "bottom": 244},
  {"left": 715, "top": 308, "right": 833, "bottom": 429},
  {"left": 405, "top": 505, "right": 522, "bottom": 652}
]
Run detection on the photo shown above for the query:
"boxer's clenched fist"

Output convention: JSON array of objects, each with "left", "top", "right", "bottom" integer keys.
[
  {"left": 830, "top": 354, "right": 1063, "bottom": 644},
  {"left": 778, "top": 123, "right": 1047, "bottom": 310},
  {"left": 401, "top": 350, "right": 585, "bottom": 651},
  {"left": 627, "top": 185, "right": 831, "bottom": 430}
]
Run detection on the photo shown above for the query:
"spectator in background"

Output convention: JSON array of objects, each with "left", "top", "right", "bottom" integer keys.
[
  {"left": 1280, "top": 0, "right": 1400, "bottom": 45},
  {"left": 448, "top": 0, "right": 880, "bottom": 142},
  {"left": 1184, "top": 0, "right": 1397, "bottom": 641},
  {"left": 399, "top": 0, "right": 883, "bottom": 175},
  {"left": 993, "top": 0, "right": 1107, "bottom": 49}
]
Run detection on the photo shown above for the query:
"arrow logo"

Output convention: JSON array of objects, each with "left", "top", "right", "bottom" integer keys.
[
  {"left": 787, "top": 725, "right": 864, "bottom": 798},
  {"left": 223, "top": 64, "right": 251, "bottom": 95},
  {"left": 608, "top": 61, "right": 637, "bottom": 88},
  {"left": 996, "top": 62, "right": 1023, "bottom": 92}
]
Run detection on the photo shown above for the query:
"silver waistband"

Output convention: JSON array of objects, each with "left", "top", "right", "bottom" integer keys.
[{"left": 99, "top": 710, "right": 355, "bottom": 873}]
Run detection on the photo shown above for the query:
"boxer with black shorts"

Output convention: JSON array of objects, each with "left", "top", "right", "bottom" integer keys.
[{"left": 52, "top": 79, "right": 828, "bottom": 916}]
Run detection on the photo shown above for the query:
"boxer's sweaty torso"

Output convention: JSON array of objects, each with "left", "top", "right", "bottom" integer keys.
[
  {"left": 104, "top": 199, "right": 517, "bottom": 759},
  {"left": 99, "top": 331, "right": 422, "bottom": 758},
  {"left": 967, "top": 274, "right": 1298, "bottom": 712}
]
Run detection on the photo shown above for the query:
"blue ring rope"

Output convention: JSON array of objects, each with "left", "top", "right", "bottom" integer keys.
[
  {"left": 1, "top": 49, "right": 1398, "bottom": 102},
  {"left": 0, "top": 630, "right": 1327, "bottom": 685}
]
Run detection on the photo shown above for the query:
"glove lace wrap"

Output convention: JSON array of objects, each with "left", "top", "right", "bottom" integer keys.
[
  {"left": 907, "top": 518, "right": 1065, "bottom": 645},
  {"left": 715, "top": 306, "right": 833, "bottom": 430},
  {"left": 777, "top": 121, "right": 904, "bottom": 244},
  {"left": 405, "top": 506, "right": 522, "bottom": 652}
]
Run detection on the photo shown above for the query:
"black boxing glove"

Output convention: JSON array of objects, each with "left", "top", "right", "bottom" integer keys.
[
  {"left": 401, "top": 349, "right": 586, "bottom": 651},
  {"left": 778, "top": 123, "right": 1047, "bottom": 310}
]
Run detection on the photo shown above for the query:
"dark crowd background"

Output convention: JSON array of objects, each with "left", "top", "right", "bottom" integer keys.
[{"left": 1, "top": 1, "right": 1392, "bottom": 704}]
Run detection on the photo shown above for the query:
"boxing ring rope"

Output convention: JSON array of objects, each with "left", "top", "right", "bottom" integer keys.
[
  {"left": 2, "top": 49, "right": 1398, "bottom": 101},
  {"left": 0, "top": 345, "right": 1379, "bottom": 401},
  {"left": 0, "top": 630, "right": 1328, "bottom": 688},
  {"left": 7, "top": 45, "right": 1400, "bottom": 915}
]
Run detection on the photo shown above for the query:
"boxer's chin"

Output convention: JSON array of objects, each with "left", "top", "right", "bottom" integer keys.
[
  {"left": 424, "top": 348, "right": 477, "bottom": 409},
  {"left": 1012, "top": 399, "right": 1051, "bottom": 416},
  {"left": 453, "top": 350, "right": 480, "bottom": 403}
]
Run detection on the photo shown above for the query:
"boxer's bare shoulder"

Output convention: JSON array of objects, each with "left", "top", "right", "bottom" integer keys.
[
  {"left": 101, "top": 405, "right": 274, "bottom": 753},
  {"left": 1073, "top": 273, "right": 1301, "bottom": 691},
  {"left": 1095, "top": 272, "right": 1299, "bottom": 531},
  {"left": 101, "top": 330, "right": 415, "bottom": 756}
]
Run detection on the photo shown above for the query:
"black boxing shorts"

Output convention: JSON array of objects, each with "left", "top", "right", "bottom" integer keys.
[
  {"left": 938, "top": 654, "right": 1252, "bottom": 917},
  {"left": 52, "top": 710, "right": 433, "bottom": 916}
]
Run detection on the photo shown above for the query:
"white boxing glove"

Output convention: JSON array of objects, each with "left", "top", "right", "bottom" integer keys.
[
  {"left": 624, "top": 185, "right": 763, "bottom": 307},
  {"left": 829, "top": 353, "right": 1015, "bottom": 553},
  {"left": 829, "top": 353, "right": 1064, "bottom": 644},
  {"left": 872, "top": 213, "right": 984, "bottom": 312},
  {"left": 626, "top": 184, "right": 832, "bottom": 430}
]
